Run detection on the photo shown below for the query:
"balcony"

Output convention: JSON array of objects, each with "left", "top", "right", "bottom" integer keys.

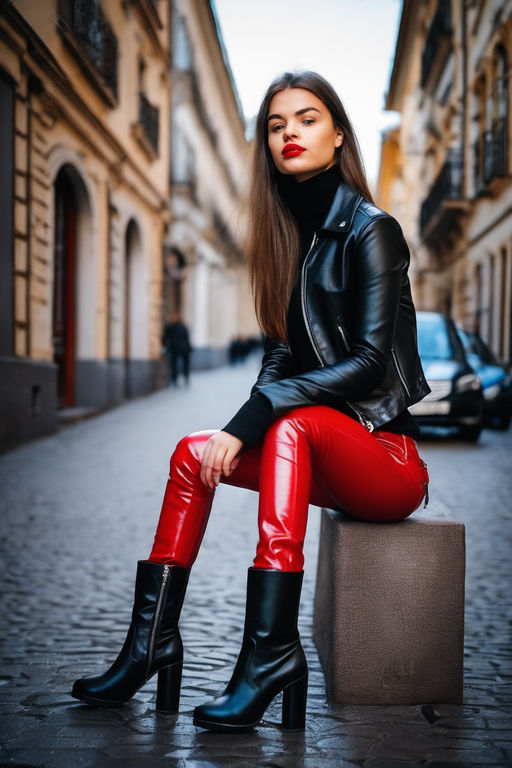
[
  {"left": 58, "top": 0, "right": 118, "bottom": 106},
  {"left": 131, "top": 92, "right": 160, "bottom": 160},
  {"left": 484, "top": 119, "right": 508, "bottom": 186},
  {"left": 474, "top": 119, "right": 509, "bottom": 195},
  {"left": 421, "top": 0, "right": 452, "bottom": 91},
  {"left": 420, "top": 150, "right": 469, "bottom": 241}
]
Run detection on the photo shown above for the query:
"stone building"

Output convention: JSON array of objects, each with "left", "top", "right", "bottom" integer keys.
[
  {"left": 166, "top": 0, "right": 257, "bottom": 370},
  {"left": 378, "top": 0, "right": 512, "bottom": 363},
  {"left": 0, "top": 0, "right": 255, "bottom": 452},
  {"left": 0, "top": 0, "right": 171, "bottom": 451}
]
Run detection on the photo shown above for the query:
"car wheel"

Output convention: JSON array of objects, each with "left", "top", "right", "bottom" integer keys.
[{"left": 459, "top": 424, "right": 482, "bottom": 441}]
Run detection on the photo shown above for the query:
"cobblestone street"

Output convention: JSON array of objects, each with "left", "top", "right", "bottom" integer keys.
[{"left": 0, "top": 358, "right": 511, "bottom": 768}]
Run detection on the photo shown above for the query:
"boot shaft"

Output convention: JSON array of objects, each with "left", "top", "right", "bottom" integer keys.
[
  {"left": 130, "top": 561, "right": 189, "bottom": 666},
  {"left": 244, "top": 568, "right": 303, "bottom": 639}
]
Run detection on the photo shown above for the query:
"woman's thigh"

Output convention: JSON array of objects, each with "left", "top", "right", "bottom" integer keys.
[
  {"left": 185, "top": 412, "right": 427, "bottom": 522},
  {"left": 280, "top": 406, "right": 427, "bottom": 521},
  {"left": 265, "top": 406, "right": 426, "bottom": 521}
]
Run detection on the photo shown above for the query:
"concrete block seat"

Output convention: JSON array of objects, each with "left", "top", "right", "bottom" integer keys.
[{"left": 313, "top": 509, "right": 465, "bottom": 705}]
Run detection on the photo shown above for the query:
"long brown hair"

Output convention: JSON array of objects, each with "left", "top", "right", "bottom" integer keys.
[{"left": 248, "top": 71, "right": 374, "bottom": 342}]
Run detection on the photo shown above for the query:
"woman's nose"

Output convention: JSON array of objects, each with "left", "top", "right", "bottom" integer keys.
[{"left": 283, "top": 124, "right": 299, "bottom": 142}]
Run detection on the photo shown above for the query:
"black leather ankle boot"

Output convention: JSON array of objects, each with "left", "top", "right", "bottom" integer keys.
[
  {"left": 193, "top": 568, "right": 308, "bottom": 732},
  {"left": 72, "top": 561, "right": 189, "bottom": 711}
]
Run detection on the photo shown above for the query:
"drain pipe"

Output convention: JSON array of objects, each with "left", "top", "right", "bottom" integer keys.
[{"left": 461, "top": 0, "right": 467, "bottom": 198}]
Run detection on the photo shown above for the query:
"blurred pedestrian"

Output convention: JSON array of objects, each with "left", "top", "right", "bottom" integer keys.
[
  {"left": 72, "top": 71, "right": 430, "bottom": 733},
  {"left": 162, "top": 313, "right": 191, "bottom": 386}
]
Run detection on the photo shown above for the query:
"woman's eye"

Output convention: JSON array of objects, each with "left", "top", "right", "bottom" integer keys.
[
  {"left": 303, "top": 118, "right": 314, "bottom": 125},
  {"left": 270, "top": 124, "right": 284, "bottom": 132}
]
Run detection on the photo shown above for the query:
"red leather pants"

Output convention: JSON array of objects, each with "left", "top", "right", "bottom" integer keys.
[{"left": 149, "top": 406, "right": 428, "bottom": 571}]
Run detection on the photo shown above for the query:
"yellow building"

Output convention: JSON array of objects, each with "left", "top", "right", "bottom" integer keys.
[{"left": 379, "top": 0, "right": 512, "bottom": 363}]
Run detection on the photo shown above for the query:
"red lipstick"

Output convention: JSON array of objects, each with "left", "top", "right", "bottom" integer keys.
[{"left": 282, "top": 143, "right": 306, "bottom": 157}]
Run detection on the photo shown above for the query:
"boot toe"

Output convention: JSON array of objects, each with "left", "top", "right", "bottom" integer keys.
[
  {"left": 193, "top": 704, "right": 256, "bottom": 733},
  {"left": 71, "top": 675, "right": 124, "bottom": 707}
]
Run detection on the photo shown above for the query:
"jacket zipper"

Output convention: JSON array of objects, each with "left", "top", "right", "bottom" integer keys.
[
  {"left": 301, "top": 233, "right": 375, "bottom": 433},
  {"left": 421, "top": 459, "right": 429, "bottom": 508},
  {"left": 337, "top": 324, "right": 374, "bottom": 432},
  {"left": 301, "top": 234, "right": 324, "bottom": 365},
  {"left": 146, "top": 564, "right": 170, "bottom": 677},
  {"left": 391, "top": 346, "right": 411, "bottom": 399}
]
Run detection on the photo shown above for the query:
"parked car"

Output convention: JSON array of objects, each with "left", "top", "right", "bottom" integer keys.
[
  {"left": 457, "top": 329, "right": 512, "bottom": 430},
  {"left": 410, "top": 311, "right": 484, "bottom": 441}
]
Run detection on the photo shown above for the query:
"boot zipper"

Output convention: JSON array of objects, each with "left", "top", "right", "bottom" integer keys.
[{"left": 146, "top": 564, "right": 170, "bottom": 678}]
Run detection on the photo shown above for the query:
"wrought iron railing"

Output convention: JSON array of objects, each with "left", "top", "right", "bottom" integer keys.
[
  {"left": 60, "top": 0, "right": 118, "bottom": 99},
  {"left": 421, "top": 0, "right": 452, "bottom": 87},
  {"left": 474, "top": 119, "right": 508, "bottom": 193},
  {"left": 420, "top": 149, "right": 463, "bottom": 233},
  {"left": 139, "top": 92, "right": 159, "bottom": 154},
  {"left": 483, "top": 118, "right": 508, "bottom": 184}
]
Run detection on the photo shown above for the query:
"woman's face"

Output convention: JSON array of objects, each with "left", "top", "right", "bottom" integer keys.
[{"left": 267, "top": 88, "right": 343, "bottom": 182}]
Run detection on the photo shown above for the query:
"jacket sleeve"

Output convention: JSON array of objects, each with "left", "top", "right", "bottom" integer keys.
[
  {"left": 249, "top": 336, "right": 296, "bottom": 395},
  {"left": 255, "top": 215, "right": 407, "bottom": 419}
]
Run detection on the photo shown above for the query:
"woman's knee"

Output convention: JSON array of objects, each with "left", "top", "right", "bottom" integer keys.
[{"left": 170, "top": 430, "right": 217, "bottom": 473}]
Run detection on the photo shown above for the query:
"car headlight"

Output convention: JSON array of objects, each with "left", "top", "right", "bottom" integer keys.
[
  {"left": 483, "top": 383, "right": 501, "bottom": 400},
  {"left": 456, "top": 373, "right": 482, "bottom": 393}
]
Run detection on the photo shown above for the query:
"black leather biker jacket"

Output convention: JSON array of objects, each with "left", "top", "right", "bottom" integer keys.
[{"left": 250, "top": 181, "right": 430, "bottom": 432}]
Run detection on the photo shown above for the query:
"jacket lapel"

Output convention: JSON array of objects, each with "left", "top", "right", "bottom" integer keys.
[{"left": 320, "top": 182, "right": 363, "bottom": 233}]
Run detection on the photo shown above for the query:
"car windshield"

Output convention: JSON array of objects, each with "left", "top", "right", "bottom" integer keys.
[{"left": 417, "top": 318, "right": 453, "bottom": 360}]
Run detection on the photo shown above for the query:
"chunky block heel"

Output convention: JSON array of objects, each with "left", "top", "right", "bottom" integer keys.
[
  {"left": 156, "top": 661, "right": 182, "bottom": 712},
  {"left": 193, "top": 570, "right": 308, "bottom": 732},
  {"left": 282, "top": 673, "right": 308, "bottom": 730}
]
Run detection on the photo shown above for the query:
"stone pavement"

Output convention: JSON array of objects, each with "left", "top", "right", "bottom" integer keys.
[{"left": 0, "top": 357, "right": 511, "bottom": 768}]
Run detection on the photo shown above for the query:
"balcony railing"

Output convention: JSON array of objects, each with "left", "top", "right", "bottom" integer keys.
[
  {"left": 58, "top": 0, "right": 118, "bottom": 104},
  {"left": 483, "top": 119, "right": 508, "bottom": 184},
  {"left": 474, "top": 119, "right": 508, "bottom": 194},
  {"left": 420, "top": 149, "right": 464, "bottom": 235},
  {"left": 138, "top": 92, "right": 159, "bottom": 155},
  {"left": 421, "top": 0, "right": 452, "bottom": 87}
]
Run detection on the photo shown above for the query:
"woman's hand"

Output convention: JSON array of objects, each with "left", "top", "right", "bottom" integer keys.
[{"left": 200, "top": 431, "right": 244, "bottom": 490}]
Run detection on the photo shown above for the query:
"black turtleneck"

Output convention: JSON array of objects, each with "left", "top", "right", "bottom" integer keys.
[
  {"left": 285, "top": 166, "right": 341, "bottom": 371},
  {"left": 279, "top": 164, "right": 341, "bottom": 257},
  {"left": 223, "top": 166, "right": 419, "bottom": 447}
]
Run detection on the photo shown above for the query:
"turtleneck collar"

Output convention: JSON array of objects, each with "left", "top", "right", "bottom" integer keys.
[{"left": 278, "top": 165, "right": 341, "bottom": 225}]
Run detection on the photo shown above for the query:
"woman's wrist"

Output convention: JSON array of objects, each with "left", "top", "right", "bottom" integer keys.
[{"left": 222, "top": 394, "right": 273, "bottom": 448}]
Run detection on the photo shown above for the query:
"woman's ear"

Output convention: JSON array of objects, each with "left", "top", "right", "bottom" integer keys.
[{"left": 335, "top": 130, "right": 344, "bottom": 148}]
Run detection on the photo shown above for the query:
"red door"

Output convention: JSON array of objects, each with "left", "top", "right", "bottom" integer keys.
[{"left": 53, "top": 170, "right": 76, "bottom": 408}]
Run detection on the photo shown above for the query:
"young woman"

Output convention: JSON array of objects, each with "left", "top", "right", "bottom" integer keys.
[{"left": 72, "top": 71, "right": 430, "bottom": 732}]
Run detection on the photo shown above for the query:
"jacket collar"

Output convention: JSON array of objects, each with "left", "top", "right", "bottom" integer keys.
[{"left": 319, "top": 181, "right": 363, "bottom": 233}]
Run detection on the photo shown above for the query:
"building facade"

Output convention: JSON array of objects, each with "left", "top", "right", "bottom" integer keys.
[
  {"left": 0, "top": 0, "right": 171, "bottom": 450},
  {"left": 166, "top": 0, "right": 257, "bottom": 370},
  {"left": 0, "top": 0, "right": 255, "bottom": 452},
  {"left": 379, "top": 0, "right": 512, "bottom": 363}
]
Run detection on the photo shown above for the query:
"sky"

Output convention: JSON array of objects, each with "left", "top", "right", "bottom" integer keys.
[{"left": 213, "top": 0, "right": 403, "bottom": 189}]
